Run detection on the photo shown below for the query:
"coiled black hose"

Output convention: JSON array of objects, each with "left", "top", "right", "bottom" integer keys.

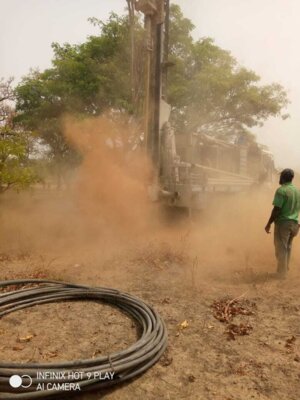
[{"left": 0, "top": 279, "right": 167, "bottom": 399}]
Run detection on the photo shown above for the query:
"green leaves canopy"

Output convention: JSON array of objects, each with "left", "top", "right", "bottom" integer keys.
[
  {"left": 0, "top": 129, "right": 39, "bottom": 192},
  {"left": 0, "top": 78, "right": 39, "bottom": 193},
  {"left": 167, "top": 6, "right": 288, "bottom": 138},
  {"left": 15, "top": 13, "right": 135, "bottom": 160},
  {"left": 15, "top": 5, "right": 288, "bottom": 158}
]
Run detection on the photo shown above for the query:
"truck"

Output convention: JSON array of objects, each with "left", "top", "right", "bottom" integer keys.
[{"left": 133, "top": 0, "right": 275, "bottom": 210}]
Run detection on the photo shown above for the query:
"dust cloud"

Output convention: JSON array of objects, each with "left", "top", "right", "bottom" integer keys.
[
  {"left": 63, "top": 115, "right": 157, "bottom": 234},
  {"left": 0, "top": 116, "right": 299, "bottom": 282}
]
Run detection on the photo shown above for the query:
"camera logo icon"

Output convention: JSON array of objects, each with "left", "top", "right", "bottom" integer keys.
[{"left": 9, "top": 374, "right": 32, "bottom": 389}]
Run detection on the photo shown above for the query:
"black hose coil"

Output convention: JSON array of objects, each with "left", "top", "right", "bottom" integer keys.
[{"left": 0, "top": 279, "right": 168, "bottom": 399}]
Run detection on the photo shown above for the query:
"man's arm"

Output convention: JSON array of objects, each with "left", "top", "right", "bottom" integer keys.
[{"left": 265, "top": 206, "right": 281, "bottom": 233}]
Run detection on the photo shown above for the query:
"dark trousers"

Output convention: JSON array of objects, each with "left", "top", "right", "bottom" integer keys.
[{"left": 274, "top": 220, "right": 299, "bottom": 276}]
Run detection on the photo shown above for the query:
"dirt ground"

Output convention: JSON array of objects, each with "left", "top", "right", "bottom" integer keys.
[{"left": 0, "top": 190, "right": 300, "bottom": 400}]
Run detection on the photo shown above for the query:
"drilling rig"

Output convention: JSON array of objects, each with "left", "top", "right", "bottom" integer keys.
[{"left": 133, "top": 0, "right": 275, "bottom": 210}]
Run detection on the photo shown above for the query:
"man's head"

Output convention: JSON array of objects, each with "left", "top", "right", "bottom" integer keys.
[{"left": 279, "top": 168, "right": 294, "bottom": 185}]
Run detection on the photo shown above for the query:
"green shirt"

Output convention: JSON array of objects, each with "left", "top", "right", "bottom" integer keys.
[{"left": 272, "top": 183, "right": 300, "bottom": 223}]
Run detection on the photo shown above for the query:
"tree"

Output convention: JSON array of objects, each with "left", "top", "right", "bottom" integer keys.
[
  {"left": 0, "top": 78, "right": 39, "bottom": 193},
  {"left": 14, "top": 13, "right": 141, "bottom": 164},
  {"left": 14, "top": 5, "right": 288, "bottom": 161},
  {"left": 0, "top": 77, "right": 14, "bottom": 124},
  {"left": 167, "top": 5, "right": 288, "bottom": 139}
]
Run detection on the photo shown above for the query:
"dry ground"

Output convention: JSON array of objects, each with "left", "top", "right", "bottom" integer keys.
[{"left": 0, "top": 191, "right": 300, "bottom": 400}]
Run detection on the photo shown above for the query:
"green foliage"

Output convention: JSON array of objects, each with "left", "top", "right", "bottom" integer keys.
[
  {"left": 0, "top": 77, "right": 39, "bottom": 193},
  {"left": 14, "top": 4, "right": 288, "bottom": 160},
  {"left": 0, "top": 129, "right": 40, "bottom": 193},
  {"left": 16, "top": 12, "right": 133, "bottom": 118},
  {"left": 167, "top": 5, "right": 288, "bottom": 137},
  {"left": 15, "top": 13, "right": 136, "bottom": 161}
]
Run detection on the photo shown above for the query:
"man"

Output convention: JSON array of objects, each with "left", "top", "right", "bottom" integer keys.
[{"left": 265, "top": 168, "right": 300, "bottom": 278}]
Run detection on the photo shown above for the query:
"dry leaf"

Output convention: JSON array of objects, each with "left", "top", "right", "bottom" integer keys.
[
  {"left": 285, "top": 336, "right": 296, "bottom": 349},
  {"left": 179, "top": 320, "right": 189, "bottom": 329},
  {"left": 188, "top": 374, "right": 196, "bottom": 382},
  {"left": 12, "top": 345, "right": 25, "bottom": 351},
  {"left": 18, "top": 334, "right": 34, "bottom": 343},
  {"left": 46, "top": 351, "right": 58, "bottom": 358}
]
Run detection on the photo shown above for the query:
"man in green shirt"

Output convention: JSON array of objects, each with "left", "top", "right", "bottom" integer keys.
[{"left": 265, "top": 168, "right": 300, "bottom": 278}]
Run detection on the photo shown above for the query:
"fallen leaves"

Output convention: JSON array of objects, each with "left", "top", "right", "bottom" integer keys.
[
  {"left": 285, "top": 335, "right": 296, "bottom": 352},
  {"left": 212, "top": 297, "right": 255, "bottom": 323},
  {"left": 175, "top": 320, "right": 190, "bottom": 337},
  {"left": 12, "top": 344, "right": 25, "bottom": 351},
  {"left": 18, "top": 334, "right": 35, "bottom": 343},
  {"left": 44, "top": 350, "right": 58, "bottom": 359},
  {"left": 226, "top": 323, "right": 253, "bottom": 340},
  {"left": 160, "top": 350, "right": 173, "bottom": 367},
  {"left": 187, "top": 374, "right": 196, "bottom": 383},
  {"left": 179, "top": 320, "right": 189, "bottom": 330},
  {"left": 0, "top": 269, "right": 54, "bottom": 293},
  {"left": 211, "top": 296, "right": 256, "bottom": 340}
]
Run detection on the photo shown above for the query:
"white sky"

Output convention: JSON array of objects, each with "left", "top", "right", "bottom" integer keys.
[{"left": 1, "top": 0, "right": 299, "bottom": 170}]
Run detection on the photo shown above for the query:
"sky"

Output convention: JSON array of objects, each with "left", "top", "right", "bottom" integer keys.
[{"left": 1, "top": 0, "right": 299, "bottom": 170}]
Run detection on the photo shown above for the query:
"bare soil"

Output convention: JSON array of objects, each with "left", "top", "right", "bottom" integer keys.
[
  {"left": 1, "top": 245, "right": 300, "bottom": 400},
  {"left": 0, "top": 189, "right": 300, "bottom": 400}
]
